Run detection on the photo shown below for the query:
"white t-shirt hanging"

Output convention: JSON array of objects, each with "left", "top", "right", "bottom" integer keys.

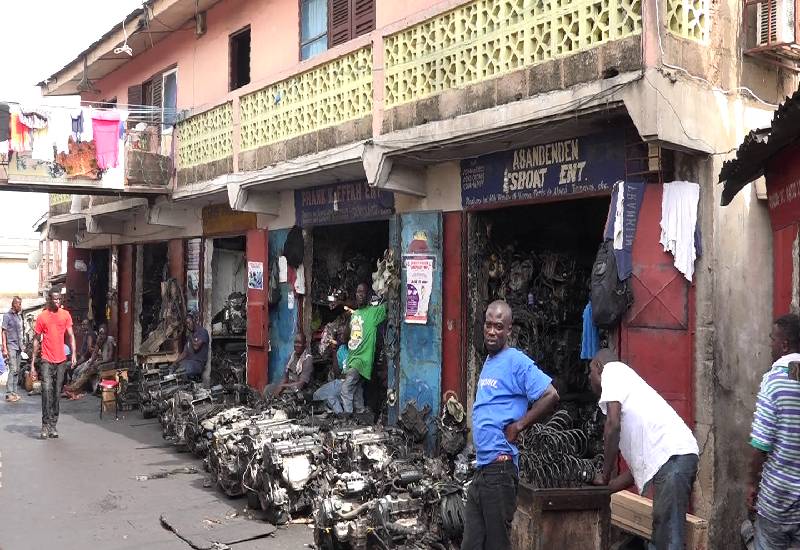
[{"left": 598, "top": 361, "right": 698, "bottom": 493}]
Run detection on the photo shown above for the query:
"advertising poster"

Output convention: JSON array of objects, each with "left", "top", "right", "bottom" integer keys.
[
  {"left": 404, "top": 256, "right": 434, "bottom": 324},
  {"left": 248, "top": 261, "right": 264, "bottom": 290}
]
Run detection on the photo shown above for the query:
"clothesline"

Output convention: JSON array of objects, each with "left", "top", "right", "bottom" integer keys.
[{"left": 1, "top": 99, "right": 179, "bottom": 112}]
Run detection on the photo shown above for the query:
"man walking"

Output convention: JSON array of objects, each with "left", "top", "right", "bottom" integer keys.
[
  {"left": 3, "top": 296, "right": 23, "bottom": 403},
  {"left": 589, "top": 348, "right": 699, "bottom": 550},
  {"left": 31, "top": 290, "right": 77, "bottom": 439},
  {"left": 749, "top": 314, "right": 800, "bottom": 549},
  {"left": 462, "top": 300, "right": 559, "bottom": 550}
]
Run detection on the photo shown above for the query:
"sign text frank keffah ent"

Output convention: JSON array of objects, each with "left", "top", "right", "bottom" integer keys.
[{"left": 460, "top": 130, "right": 626, "bottom": 208}]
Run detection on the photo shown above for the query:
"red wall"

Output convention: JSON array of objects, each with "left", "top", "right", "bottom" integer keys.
[{"left": 766, "top": 144, "right": 800, "bottom": 317}]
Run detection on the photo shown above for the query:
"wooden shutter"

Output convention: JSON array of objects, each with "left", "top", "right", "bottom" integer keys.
[
  {"left": 329, "top": 0, "right": 351, "bottom": 46},
  {"left": 150, "top": 71, "right": 164, "bottom": 125},
  {"left": 127, "top": 84, "right": 143, "bottom": 128},
  {"left": 352, "top": 0, "right": 375, "bottom": 37}
]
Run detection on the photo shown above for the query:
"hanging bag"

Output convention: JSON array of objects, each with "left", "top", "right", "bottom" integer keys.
[{"left": 591, "top": 240, "right": 633, "bottom": 328}]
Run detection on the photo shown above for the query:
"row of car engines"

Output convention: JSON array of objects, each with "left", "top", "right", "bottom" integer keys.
[{"left": 137, "top": 364, "right": 470, "bottom": 549}]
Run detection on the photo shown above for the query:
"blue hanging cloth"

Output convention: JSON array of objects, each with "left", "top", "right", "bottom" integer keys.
[{"left": 581, "top": 301, "right": 600, "bottom": 360}]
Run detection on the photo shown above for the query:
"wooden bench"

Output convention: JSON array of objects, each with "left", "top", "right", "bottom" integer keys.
[{"left": 610, "top": 491, "right": 708, "bottom": 550}]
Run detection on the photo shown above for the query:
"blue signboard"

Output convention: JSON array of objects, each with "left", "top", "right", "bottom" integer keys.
[
  {"left": 295, "top": 181, "right": 395, "bottom": 226},
  {"left": 460, "top": 130, "right": 626, "bottom": 207}
]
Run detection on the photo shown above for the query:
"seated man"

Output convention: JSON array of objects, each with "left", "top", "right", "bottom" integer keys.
[
  {"left": 65, "top": 324, "right": 116, "bottom": 397},
  {"left": 264, "top": 333, "right": 313, "bottom": 398},
  {"left": 313, "top": 326, "right": 350, "bottom": 413},
  {"left": 170, "top": 313, "right": 210, "bottom": 382}
]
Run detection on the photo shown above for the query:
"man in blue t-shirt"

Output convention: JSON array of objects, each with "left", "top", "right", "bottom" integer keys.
[{"left": 461, "top": 300, "right": 559, "bottom": 550}]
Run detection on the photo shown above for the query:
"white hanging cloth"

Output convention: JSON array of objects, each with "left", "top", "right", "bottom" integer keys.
[{"left": 660, "top": 181, "right": 700, "bottom": 281}]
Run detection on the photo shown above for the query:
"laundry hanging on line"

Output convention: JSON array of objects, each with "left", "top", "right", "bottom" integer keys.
[
  {"left": 603, "top": 180, "right": 646, "bottom": 281},
  {"left": 660, "top": 181, "right": 701, "bottom": 282}
]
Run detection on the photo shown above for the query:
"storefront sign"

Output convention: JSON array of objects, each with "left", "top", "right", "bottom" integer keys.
[
  {"left": 202, "top": 204, "right": 257, "bottom": 236},
  {"left": 248, "top": 261, "right": 264, "bottom": 290},
  {"left": 404, "top": 255, "right": 434, "bottom": 324},
  {"left": 295, "top": 181, "right": 394, "bottom": 226},
  {"left": 460, "top": 131, "right": 626, "bottom": 207}
]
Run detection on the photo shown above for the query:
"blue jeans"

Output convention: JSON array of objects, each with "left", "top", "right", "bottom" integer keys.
[
  {"left": 644, "top": 454, "right": 698, "bottom": 550},
  {"left": 755, "top": 515, "right": 800, "bottom": 549},
  {"left": 40, "top": 360, "right": 68, "bottom": 428},
  {"left": 340, "top": 367, "right": 365, "bottom": 414},
  {"left": 5, "top": 349, "right": 20, "bottom": 395},
  {"left": 313, "top": 379, "right": 344, "bottom": 413}
]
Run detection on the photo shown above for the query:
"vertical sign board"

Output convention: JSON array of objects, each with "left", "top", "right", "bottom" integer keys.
[
  {"left": 460, "top": 130, "right": 626, "bottom": 207},
  {"left": 294, "top": 181, "right": 395, "bottom": 226},
  {"left": 399, "top": 213, "right": 443, "bottom": 453}
]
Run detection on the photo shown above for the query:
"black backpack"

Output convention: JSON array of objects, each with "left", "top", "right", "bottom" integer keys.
[
  {"left": 591, "top": 240, "right": 633, "bottom": 328},
  {"left": 283, "top": 225, "right": 304, "bottom": 268}
]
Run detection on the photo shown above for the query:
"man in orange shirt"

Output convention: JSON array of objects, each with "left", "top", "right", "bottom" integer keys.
[{"left": 31, "top": 290, "right": 77, "bottom": 439}]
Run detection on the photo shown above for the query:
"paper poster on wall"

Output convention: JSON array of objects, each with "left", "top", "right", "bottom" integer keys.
[
  {"left": 248, "top": 261, "right": 264, "bottom": 290},
  {"left": 404, "top": 256, "right": 434, "bottom": 324}
]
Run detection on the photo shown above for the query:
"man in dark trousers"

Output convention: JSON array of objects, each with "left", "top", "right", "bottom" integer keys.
[
  {"left": 589, "top": 348, "right": 698, "bottom": 550},
  {"left": 2, "top": 296, "right": 24, "bottom": 403},
  {"left": 31, "top": 290, "right": 77, "bottom": 439},
  {"left": 461, "top": 300, "right": 560, "bottom": 550},
  {"left": 170, "top": 312, "right": 210, "bottom": 382}
]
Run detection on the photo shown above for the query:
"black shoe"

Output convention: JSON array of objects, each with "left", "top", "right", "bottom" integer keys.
[
  {"left": 40, "top": 426, "right": 49, "bottom": 440},
  {"left": 48, "top": 428, "right": 59, "bottom": 439}
]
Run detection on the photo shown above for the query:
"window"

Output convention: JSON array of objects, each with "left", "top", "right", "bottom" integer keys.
[
  {"left": 230, "top": 27, "right": 251, "bottom": 91},
  {"left": 300, "top": 0, "right": 375, "bottom": 60},
  {"left": 162, "top": 69, "right": 178, "bottom": 130},
  {"left": 300, "top": 0, "right": 328, "bottom": 60}
]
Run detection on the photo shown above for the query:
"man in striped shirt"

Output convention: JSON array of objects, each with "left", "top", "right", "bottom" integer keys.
[{"left": 750, "top": 313, "right": 800, "bottom": 549}]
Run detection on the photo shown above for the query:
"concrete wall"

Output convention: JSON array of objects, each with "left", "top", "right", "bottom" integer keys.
[
  {"left": 90, "top": 0, "right": 461, "bottom": 112},
  {"left": 711, "top": 174, "right": 774, "bottom": 546},
  {"left": 394, "top": 162, "right": 462, "bottom": 214}
]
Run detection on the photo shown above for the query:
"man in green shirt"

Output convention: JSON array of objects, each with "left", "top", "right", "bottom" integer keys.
[{"left": 341, "top": 282, "right": 386, "bottom": 414}]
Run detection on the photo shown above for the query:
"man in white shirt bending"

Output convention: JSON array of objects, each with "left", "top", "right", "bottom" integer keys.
[{"left": 589, "top": 348, "right": 699, "bottom": 550}]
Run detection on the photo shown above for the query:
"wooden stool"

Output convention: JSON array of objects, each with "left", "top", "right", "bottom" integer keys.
[{"left": 99, "top": 379, "right": 119, "bottom": 420}]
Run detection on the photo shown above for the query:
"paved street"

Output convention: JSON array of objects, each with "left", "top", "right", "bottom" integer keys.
[{"left": 0, "top": 392, "right": 313, "bottom": 550}]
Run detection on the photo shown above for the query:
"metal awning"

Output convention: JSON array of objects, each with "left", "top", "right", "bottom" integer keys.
[{"left": 720, "top": 89, "right": 800, "bottom": 205}]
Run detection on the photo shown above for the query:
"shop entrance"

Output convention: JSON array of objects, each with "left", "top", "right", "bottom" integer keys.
[
  {"left": 468, "top": 197, "right": 610, "bottom": 443},
  {"left": 88, "top": 249, "right": 109, "bottom": 328},
  {"left": 140, "top": 242, "right": 169, "bottom": 344},
  {"left": 209, "top": 236, "right": 247, "bottom": 387},
  {"left": 310, "top": 220, "right": 390, "bottom": 417}
]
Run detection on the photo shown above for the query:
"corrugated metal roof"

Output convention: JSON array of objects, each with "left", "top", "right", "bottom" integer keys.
[{"left": 719, "top": 89, "right": 800, "bottom": 206}]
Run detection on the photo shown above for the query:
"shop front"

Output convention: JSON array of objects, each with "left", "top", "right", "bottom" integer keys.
[
  {"left": 200, "top": 204, "right": 268, "bottom": 392},
  {"left": 459, "top": 122, "right": 696, "bottom": 433}
]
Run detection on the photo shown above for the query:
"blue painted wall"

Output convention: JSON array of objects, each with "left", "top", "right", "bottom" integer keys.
[
  {"left": 398, "top": 212, "right": 443, "bottom": 453},
  {"left": 268, "top": 229, "right": 299, "bottom": 384}
]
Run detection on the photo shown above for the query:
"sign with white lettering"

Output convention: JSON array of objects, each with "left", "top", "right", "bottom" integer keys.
[
  {"left": 460, "top": 131, "right": 626, "bottom": 207},
  {"left": 295, "top": 181, "right": 395, "bottom": 226}
]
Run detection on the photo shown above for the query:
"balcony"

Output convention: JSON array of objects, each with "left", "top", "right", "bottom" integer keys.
[
  {"left": 174, "top": 0, "right": 646, "bottom": 190},
  {"left": 2, "top": 124, "right": 172, "bottom": 197}
]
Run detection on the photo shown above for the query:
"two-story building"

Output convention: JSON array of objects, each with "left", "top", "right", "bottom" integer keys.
[{"left": 19, "top": 0, "right": 800, "bottom": 543}]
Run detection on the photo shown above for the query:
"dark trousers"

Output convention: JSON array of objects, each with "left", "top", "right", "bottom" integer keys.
[
  {"left": 40, "top": 360, "right": 68, "bottom": 428},
  {"left": 648, "top": 453, "right": 699, "bottom": 550},
  {"left": 461, "top": 461, "right": 519, "bottom": 550}
]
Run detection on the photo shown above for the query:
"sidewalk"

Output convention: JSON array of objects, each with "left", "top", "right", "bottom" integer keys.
[{"left": 0, "top": 390, "right": 312, "bottom": 549}]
